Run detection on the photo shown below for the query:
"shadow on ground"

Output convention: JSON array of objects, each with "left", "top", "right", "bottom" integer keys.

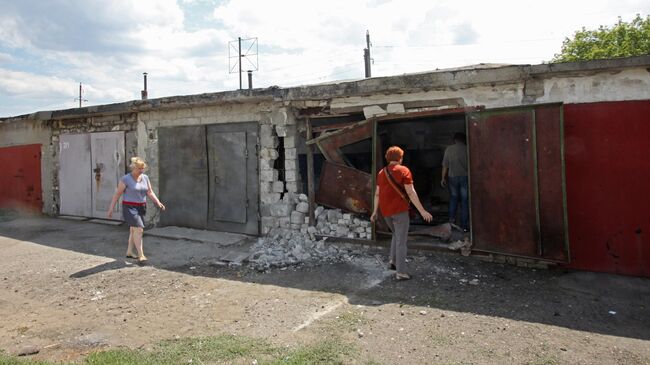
[{"left": 1, "top": 216, "right": 648, "bottom": 341}]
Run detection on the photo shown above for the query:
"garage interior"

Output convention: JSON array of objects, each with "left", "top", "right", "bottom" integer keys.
[{"left": 299, "top": 110, "right": 469, "bottom": 241}]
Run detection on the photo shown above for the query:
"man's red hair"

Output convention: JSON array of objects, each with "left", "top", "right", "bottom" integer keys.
[{"left": 385, "top": 146, "right": 404, "bottom": 162}]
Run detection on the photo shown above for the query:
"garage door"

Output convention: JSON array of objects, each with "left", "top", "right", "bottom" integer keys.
[{"left": 0, "top": 144, "right": 42, "bottom": 213}]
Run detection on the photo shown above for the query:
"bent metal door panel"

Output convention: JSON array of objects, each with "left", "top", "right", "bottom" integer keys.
[
  {"left": 59, "top": 134, "right": 92, "bottom": 216},
  {"left": 467, "top": 105, "right": 568, "bottom": 261},
  {"left": 90, "top": 132, "right": 125, "bottom": 219},
  {"left": 207, "top": 123, "right": 259, "bottom": 235}
]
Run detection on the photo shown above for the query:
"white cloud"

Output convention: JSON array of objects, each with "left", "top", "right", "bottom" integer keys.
[
  {"left": 0, "top": 0, "right": 649, "bottom": 116},
  {"left": 0, "top": 53, "right": 13, "bottom": 63},
  {"left": 0, "top": 69, "right": 79, "bottom": 99}
]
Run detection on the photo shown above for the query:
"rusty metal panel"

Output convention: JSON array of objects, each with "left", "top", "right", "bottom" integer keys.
[
  {"left": 468, "top": 108, "right": 539, "bottom": 257},
  {"left": 59, "top": 133, "right": 92, "bottom": 217},
  {"left": 158, "top": 125, "right": 208, "bottom": 229},
  {"left": 564, "top": 100, "right": 650, "bottom": 277},
  {"left": 316, "top": 161, "right": 372, "bottom": 214},
  {"left": 535, "top": 105, "right": 568, "bottom": 261},
  {"left": 90, "top": 132, "right": 125, "bottom": 219},
  {"left": 0, "top": 144, "right": 42, "bottom": 213},
  {"left": 310, "top": 120, "right": 372, "bottom": 164}
]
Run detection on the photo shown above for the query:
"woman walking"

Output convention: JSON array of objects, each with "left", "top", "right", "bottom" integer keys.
[
  {"left": 107, "top": 157, "right": 165, "bottom": 263},
  {"left": 371, "top": 146, "right": 432, "bottom": 280}
]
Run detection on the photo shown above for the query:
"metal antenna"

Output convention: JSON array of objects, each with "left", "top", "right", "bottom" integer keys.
[
  {"left": 74, "top": 83, "right": 88, "bottom": 108},
  {"left": 229, "top": 37, "right": 258, "bottom": 90}
]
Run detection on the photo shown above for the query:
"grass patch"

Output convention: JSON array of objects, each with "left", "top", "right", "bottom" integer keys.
[
  {"left": 427, "top": 333, "right": 455, "bottom": 346},
  {"left": 329, "top": 310, "right": 367, "bottom": 332},
  {"left": 86, "top": 335, "right": 279, "bottom": 365},
  {"left": 269, "top": 339, "right": 355, "bottom": 365},
  {"left": 2, "top": 335, "right": 358, "bottom": 365}
]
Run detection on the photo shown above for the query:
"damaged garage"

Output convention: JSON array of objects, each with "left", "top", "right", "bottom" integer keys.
[{"left": 0, "top": 55, "right": 649, "bottom": 277}]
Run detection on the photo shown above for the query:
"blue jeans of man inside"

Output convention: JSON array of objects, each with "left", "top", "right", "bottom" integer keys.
[{"left": 448, "top": 176, "right": 469, "bottom": 230}]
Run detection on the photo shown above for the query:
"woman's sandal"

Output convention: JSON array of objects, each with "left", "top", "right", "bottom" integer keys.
[
  {"left": 137, "top": 256, "right": 148, "bottom": 264},
  {"left": 395, "top": 273, "right": 411, "bottom": 281},
  {"left": 126, "top": 254, "right": 138, "bottom": 259},
  {"left": 388, "top": 263, "right": 396, "bottom": 271}
]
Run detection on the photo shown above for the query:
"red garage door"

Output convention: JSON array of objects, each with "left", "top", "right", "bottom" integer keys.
[
  {"left": 0, "top": 144, "right": 42, "bottom": 213},
  {"left": 564, "top": 101, "right": 650, "bottom": 277}
]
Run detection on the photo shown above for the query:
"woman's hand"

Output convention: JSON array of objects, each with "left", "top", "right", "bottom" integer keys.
[
  {"left": 420, "top": 210, "right": 433, "bottom": 223},
  {"left": 158, "top": 202, "right": 166, "bottom": 211},
  {"left": 107, "top": 210, "right": 113, "bottom": 219}
]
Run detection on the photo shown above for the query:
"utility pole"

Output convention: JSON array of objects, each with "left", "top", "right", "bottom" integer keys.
[
  {"left": 74, "top": 83, "right": 88, "bottom": 108},
  {"left": 364, "top": 30, "right": 372, "bottom": 78}
]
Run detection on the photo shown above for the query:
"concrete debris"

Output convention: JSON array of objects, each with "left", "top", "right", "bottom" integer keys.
[
  {"left": 448, "top": 237, "right": 472, "bottom": 251},
  {"left": 247, "top": 227, "right": 368, "bottom": 271},
  {"left": 17, "top": 346, "right": 40, "bottom": 356},
  {"left": 300, "top": 205, "right": 372, "bottom": 240}
]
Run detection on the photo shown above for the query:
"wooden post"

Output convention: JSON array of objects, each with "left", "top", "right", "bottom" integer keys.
[{"left": 306, "top": 118, "right": 316, "bottom": 225}]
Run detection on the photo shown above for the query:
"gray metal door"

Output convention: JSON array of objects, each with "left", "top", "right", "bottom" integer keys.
[
  {"left": 158, "top": 125, "right": 209, "bottom": 229},
  {"left": 59, "top": 133, "right": 92, "bottom": 217},
  {"left": 207, "top": 123, "right": 259, "bottom": 234},
  {"left": 90, "top": 132, "right": 125, "bottom": 219}
]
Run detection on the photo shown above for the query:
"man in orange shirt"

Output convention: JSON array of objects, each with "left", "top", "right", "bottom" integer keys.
[{"left": 371, "top": 146, "right": 432, "bottom": 280}]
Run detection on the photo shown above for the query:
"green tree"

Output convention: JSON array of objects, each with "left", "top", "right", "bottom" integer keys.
[{"left": 552, "top": 14, "right": 650, "bottom": 62}]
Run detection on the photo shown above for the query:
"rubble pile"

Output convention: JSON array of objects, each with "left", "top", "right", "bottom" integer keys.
[
  {"left": 286, "top": 194, "right": 373, "bottom": 240},
  {"left": 247, "top": 228, "right": 366, "bottom": 271}
]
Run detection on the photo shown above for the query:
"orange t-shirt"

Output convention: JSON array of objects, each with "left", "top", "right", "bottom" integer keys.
[{"left": 377, "top": 164, "right": 413, "bottom": 217}]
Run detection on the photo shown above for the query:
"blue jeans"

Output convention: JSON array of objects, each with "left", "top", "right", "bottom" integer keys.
[{"left": 448, "top": 176, "right": 469, "bottom": 230}]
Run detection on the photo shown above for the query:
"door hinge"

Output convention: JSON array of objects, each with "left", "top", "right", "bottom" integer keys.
[{"left": 245, "top": 148, "right": 248, "bottom": 158}]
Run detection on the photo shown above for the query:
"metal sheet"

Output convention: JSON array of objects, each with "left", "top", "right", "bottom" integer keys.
[
  {"left": 207, "top": 123, "right": 259, "bottom": 235},
  {"left": 535, "top": 105, "right": 568, "bottom": 261},
  {"left": 90, "top": 132, "right": 125, "bottom": 219},
  {"left": 410, "top": 223, "right": 453, "bottom": 241},
  {"left": 0, "top": 144, "right": 42, "bottom": 213},
  {"left": 158, "top": 125, "right": 209, "bottom": 229},
  {"left": 208, "top": 131, "right": 247, "bottom": 223},
  {"left": 316, "top": 161, "right": 372, "bottom": 214},
  {"left": 564, "top": 101, "right": 650, "bottom": 277},
  {"left": 59, "top": 134, "right": 92, "bottom": 217},
  {"left": 309, "top": 120, "right": 372, "bottom": 164},
  {"left": 468, "top": 108, "right": 539, "bottom": 257}
]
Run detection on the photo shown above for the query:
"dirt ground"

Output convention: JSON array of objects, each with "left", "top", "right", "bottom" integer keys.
[{"left": 0, "top": 216, "right": 649, "bottom": 365}]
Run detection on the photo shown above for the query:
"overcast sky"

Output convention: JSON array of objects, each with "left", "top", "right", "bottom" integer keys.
[{"left": 0, "top": 0, "right": 648, "bottom": 117}]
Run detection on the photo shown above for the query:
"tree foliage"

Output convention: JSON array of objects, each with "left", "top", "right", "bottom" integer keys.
[{"left": 552, "top": 14, "right": 650, "bottom": 62}]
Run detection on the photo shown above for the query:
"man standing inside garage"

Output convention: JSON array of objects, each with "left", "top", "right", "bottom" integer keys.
[{"left": 441, "top": 132, "right": 469, "bottom": 232}]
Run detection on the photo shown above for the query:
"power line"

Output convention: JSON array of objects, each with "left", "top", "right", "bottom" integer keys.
[{"left": 373, "top": 37, "right": 563, "bottom": 48}]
